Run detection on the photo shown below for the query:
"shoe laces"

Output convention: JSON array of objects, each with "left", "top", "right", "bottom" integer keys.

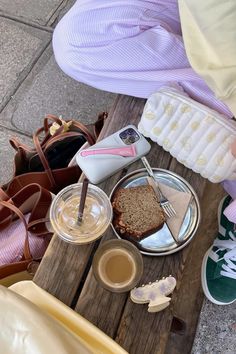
[{"left": 213, "top": 231, "right": 236, "bottom": 280}]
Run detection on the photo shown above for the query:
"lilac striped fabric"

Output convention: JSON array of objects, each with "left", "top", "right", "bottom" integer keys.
[
  {"left": 0, "top": 214, "right": 50, "bottom": 266},
  {"left": 53, "top": 0, "right": 233, "bottom": 117}
]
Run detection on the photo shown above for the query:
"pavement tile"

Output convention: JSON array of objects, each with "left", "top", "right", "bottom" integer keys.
[
  {"left": 0, "top": 0, "right": 64, "bottom": 25},
  {"left": 0, "top": 46, "right": 116, "bottom": 135},
  {"left": 48, "top": 0, "right": 76, "bottom": 27},
  {"left": 0, "top": 17, "right": 51, "bottom": 110},
  {"left": 0, "top": 128, "right": 32, "bottom": 186},
  {"left": 191, "top": 299, "right": 236, "bottom": 354}
]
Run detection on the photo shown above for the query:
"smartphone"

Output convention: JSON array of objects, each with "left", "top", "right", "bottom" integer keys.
[{"left": 76, "top": 125, "right": 151, "bottom": 184}]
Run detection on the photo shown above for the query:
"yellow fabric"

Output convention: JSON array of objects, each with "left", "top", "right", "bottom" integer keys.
[
  {"left": 8, "top": 281, "right": 128, "bottom": 354},
  {"left": 0, "top": 285, "right": 92, "bottom": 354},
  {"left": 0, "top": 270, "right": 33, "bottom": 287},
  {"left": 178, "top": 0, "right": 236, "bottom": 117}
]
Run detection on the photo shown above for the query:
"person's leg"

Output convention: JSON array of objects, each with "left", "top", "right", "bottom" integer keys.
[{"left": 53, "top": 0, "right": 232, "bottom": 117}]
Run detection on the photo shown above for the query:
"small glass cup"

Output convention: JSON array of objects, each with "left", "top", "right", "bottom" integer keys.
[
  {"left": 50, "top": 183, "right": 113, "bottom": 244},
  {"left": 92, "top": 239, "right": 143, "bottom": 293}
]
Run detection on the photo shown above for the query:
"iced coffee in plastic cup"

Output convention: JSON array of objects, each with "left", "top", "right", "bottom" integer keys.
[{"left": 50, "top": 183, "right": 113, "bottom": 244}]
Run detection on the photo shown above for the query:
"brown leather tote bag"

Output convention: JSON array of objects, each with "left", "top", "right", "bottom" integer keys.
[{"left": 2, "top": 114, "right": 106, "bottom": 197}]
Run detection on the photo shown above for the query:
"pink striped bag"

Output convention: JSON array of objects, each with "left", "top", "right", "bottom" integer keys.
[{"left": 0, "top": 183, "right": 53, "bottom": 286}]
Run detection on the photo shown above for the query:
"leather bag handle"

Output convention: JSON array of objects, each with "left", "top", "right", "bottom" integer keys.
[
  {"left": 0, "top": 201, "right": 38, "bottom": 280},
  {"left": 0, "top": 187, "right": 11, "bottom": 201},
  {"left": 8, "top": 115, "right": 63, "bottom": 155},
  {"left": 0, "top": 201, "right": 31, "bottom": 261},
  {"left": 9, "top": 137, "right": 34, "bottom": 153},
  {"left": 9, "top": 114, "right": 98, "bottom": 158},
  {"left": 43, "top": 131, "right": 90, "bottom": 150},
  {"left": 43, "top": 114, "right": 64, "bottom": 134},
  {"left": 32, "top": 118, "right": 95, "bottom": 182},
  {"left": 69, "top": 121, "right": 95, "bottom": 146},
  {"left": 43, "top": 115, "right": 96, "bottom": 146},
  {"left": 0, "top": 184, "right": 52, "bottom": 236},
  {"left": 43, "top": 114, "right": 96, "bottom": 146},
  {"left": 33, "top": 133, "right": 56, "bottom": 189}
]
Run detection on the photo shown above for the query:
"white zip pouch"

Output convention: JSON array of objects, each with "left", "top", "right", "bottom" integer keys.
[{"left": 138, "top": 88, "right": 236, "bottom": 183}]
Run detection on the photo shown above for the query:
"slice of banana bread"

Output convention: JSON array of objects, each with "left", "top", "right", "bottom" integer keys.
[{"left": 112, "top": 185, "right": 165, "bottom": 240}]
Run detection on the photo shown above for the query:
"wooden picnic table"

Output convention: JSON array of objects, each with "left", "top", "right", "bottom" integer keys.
[{"left": 34, "top": 95, "right": 225, "bottom": 354}]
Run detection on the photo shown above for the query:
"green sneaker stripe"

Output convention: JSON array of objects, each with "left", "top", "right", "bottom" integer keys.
[{"left": 218, "top": 196, "right": 235, "bottom": 240}]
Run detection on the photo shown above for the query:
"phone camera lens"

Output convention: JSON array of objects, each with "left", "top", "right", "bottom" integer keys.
[
  {"left": 128, "top": 136, "right": 136, "bottom": 144},
  {"left": 119, "top": 128, "right": 140, "bottom": 144},
  {"left": 119, "top": 131, "right": 127, "bottom": 139},
  {"left": 127, "top": 129, "right": 134, "bottom": 135}
]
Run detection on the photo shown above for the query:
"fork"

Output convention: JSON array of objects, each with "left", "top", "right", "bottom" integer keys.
[{"left": 141, "top": 157, "right": 176, "bottom": 218}]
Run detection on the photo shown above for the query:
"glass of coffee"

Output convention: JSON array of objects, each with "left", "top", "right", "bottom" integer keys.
[
  {"left": 50, "top": 183, "right": 113, "bottom": 244},
  {"left": 92, "top": 239, "right": 143, "bottom": 293}
]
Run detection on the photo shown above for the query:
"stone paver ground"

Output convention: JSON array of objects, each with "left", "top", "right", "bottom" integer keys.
[{"left": 0, "top": 1, "right": 235, "bottom": 352}]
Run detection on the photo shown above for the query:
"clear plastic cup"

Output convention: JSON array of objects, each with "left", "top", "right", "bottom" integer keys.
[{"left": 50, "top": 183, "right": 113, "bottom": 244}]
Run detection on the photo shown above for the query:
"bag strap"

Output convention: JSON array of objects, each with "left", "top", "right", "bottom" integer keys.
[
  {"left": 9, "top": 113, "right": 99, "bottom": 156},
  {"left": 70, "top": 121, "right": 95, "bottom": 145},
  {"left": 31, "top": 118, "right": 96, "bottom": 188},
  {"left": 8, "top": 113, "right": 101, "bottom": 180},
  {"left": 0, "top": 201, "right": 31, "bottom": 261},
  {"left": 0, "top": 200, "right": 34, "bottom": 280},
  {"left": 9, "top": 138, "right": 31, "bottom": 166},
  {"left": 43, "top": 114, "right": 65, "bottom": 134},
  {"left": 43, "top": 114, "right": 95, "bottom": 146},
  {"left": 9, "top": 137, "right": 34, "bottom": 153},
  {"left": 0, "top": 184, "right": 52, "bottom": 235},
  {"left": 13, "top": 183, "right": 52, "bottom": 236},
  {"left": 0, "top": 187, "right": 11, "bottom": 201},
  {"left": 33, "top": 133, "right": 56, "bottom": 189},
  {"left": 41, "top": 114, "right": 95, "bottom": 146},
  {"left": 8, "top": 115, "right": 64, "bottom": 155},
  {"left": 43, "top": 131, "right": 90, "bottom": 150}
]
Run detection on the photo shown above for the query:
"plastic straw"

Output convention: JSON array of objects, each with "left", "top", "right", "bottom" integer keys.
[{"left": 77, "top": 178, "right": 89, "bottom": 225}]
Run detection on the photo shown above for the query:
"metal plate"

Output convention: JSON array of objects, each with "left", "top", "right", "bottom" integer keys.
[{"left": 110, "top": 168, "right": 201, "bottom": 256}]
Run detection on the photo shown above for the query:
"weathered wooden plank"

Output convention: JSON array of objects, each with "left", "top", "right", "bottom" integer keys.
[
  {"left": 164, "top": 182, "right": 225, "bottom": 354},
  {"left": 33, "top": 237, "right": 94, "bottom": 305},
  {"left": 114, "top": 256, "right": 180, "bottom": 354},
  {"left": 75, "top": 144, "right": 172, "bottom": 336},
  {"left": 99, "top": 95, "right": 146, "bottom": 138},
  {"left": 33, "top": 95, "right": 147, "bottom": 305}
]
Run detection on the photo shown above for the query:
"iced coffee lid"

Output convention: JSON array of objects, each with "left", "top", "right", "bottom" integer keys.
[{"left": 50, "top": 183, "right": 113, "bottom": 244}]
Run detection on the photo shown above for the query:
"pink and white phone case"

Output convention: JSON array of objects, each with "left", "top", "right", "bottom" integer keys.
[{"left": 76, "top": 125, "right": 151, "bottom": 184}]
